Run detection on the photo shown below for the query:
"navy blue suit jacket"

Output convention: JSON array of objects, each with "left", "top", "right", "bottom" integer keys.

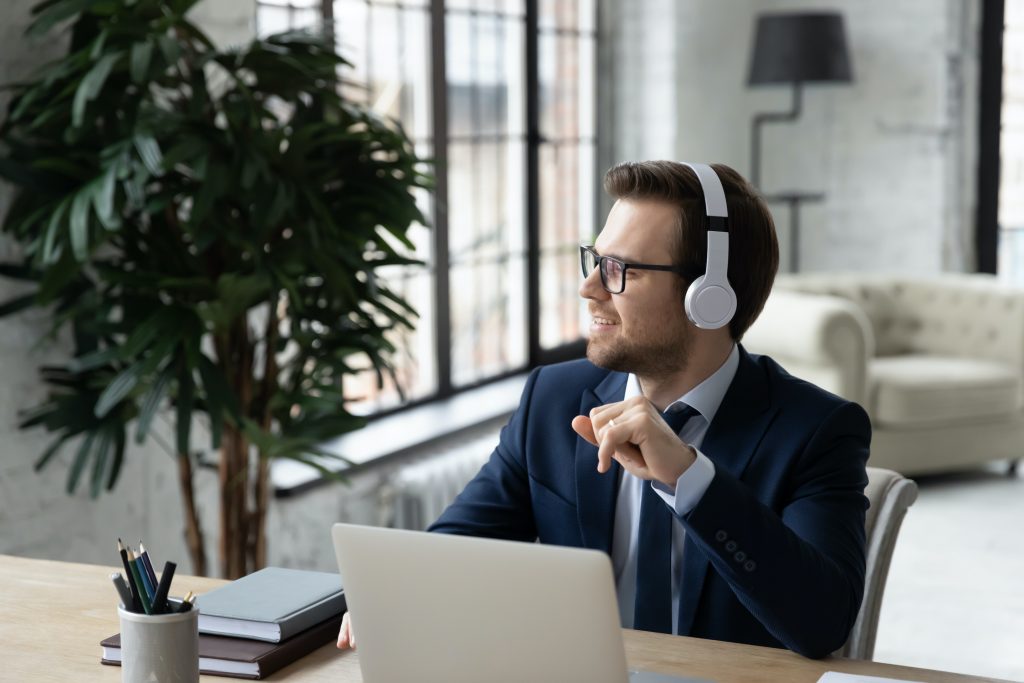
[{"left": 429, "top": 346, "right": 870, "bottom": 658}]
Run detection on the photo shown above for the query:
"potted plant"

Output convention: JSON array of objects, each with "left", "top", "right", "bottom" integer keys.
[{"left": 0, "top": 0, "right": 431, "bottom": 578}]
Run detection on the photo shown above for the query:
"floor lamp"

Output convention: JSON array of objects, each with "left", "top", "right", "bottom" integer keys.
[{"left": 747, "top": 12, "right": 853, "bottom": 270}]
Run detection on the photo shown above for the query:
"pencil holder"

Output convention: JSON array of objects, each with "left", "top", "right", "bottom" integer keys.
[{"left": 118, "top": 605, "right": 199, "bottom": 683}]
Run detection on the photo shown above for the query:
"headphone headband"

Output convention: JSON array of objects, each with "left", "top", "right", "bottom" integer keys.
[{"left": 681, "top": 163, "right": 728, "bottom": 219}]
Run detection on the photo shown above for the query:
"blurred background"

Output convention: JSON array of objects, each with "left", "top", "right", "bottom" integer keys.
[{"left": 2, "top": 0, "right": 1022, "bottom": 679}]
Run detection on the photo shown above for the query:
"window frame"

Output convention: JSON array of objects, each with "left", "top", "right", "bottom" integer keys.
[{"left": 977, "top": 0, "right": 1003, "bottom": 275}]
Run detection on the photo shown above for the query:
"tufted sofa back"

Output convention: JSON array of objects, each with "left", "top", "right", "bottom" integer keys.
[{"left": 774, "top": 273, "right": 1024, "bottom": 370}]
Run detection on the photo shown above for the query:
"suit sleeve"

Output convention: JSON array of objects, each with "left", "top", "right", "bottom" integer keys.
[
  {"left": 680, "top": 401, "right": 870, "bottom": 659},
  {"left": 427, "top": 369, "right": 540, "bottom": 541}
]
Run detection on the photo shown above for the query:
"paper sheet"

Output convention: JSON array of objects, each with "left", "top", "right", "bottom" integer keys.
[{"left": 818, "top": 672, "right": 924, "bottom": 683}]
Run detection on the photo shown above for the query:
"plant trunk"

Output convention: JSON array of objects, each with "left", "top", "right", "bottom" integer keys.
[
  {"left": 216, "top": 317, "right": 273, "bottom": 579},
  {"left": 251, "top": 455, "right": 270, "bottom": 569},
  {"left": 219, "top": 423, "right": 250, "bottom": 579},
  {"left": 177, "top": 450, "right": 207, "bottom": 576},
  {"left": 250, "top": 299, "right": 278, "bottom": 570}
]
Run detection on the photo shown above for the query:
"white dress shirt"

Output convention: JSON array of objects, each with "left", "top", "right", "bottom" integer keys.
[{"left": 611, "top": 344, "right": 740, "bottom": 632}]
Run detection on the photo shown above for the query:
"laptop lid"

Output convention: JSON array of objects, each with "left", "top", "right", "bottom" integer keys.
[{"left": 331, "top": 523, "right": 630, "bottom": 683}]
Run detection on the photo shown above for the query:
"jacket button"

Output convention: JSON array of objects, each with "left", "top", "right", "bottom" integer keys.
[
  {"left": 744, "top": 560, "right": 757, "bottom": 572},
  {"left": 715, "top": 530, "right": 727, "bottom": 542},
  {"left": 734, "top": 551, "right": 746, "bottom": 562},
  {"left": 725, "top": 540, "right": 738, "bottom": 552}
]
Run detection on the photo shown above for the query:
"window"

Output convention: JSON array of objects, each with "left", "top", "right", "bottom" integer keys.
[
  {"left": 256, "top": 0, "right": 597, "bottom": 414},
  {"left": 256, "top": 0, "right": 323, "bottom": 35}
]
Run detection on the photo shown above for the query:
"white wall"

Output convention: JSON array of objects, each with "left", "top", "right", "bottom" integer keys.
[
  {"left": 605, "top": 0, "right": 981, "bottom": 274},
  {"left": 606, "top": 0, "right": 684, "bottom": 160}
]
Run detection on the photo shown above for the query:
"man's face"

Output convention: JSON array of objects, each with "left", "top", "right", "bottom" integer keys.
[{"left": 580, "top": 198, "right": 692, "bottom": 377}]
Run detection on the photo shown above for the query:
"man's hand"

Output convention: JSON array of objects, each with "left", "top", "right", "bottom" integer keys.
[
  {"left": 336, "top": 612, "right": 355, "bottom": 650},
  {"left": 570, "top": 396, "right": 696, "bottom": 487}
]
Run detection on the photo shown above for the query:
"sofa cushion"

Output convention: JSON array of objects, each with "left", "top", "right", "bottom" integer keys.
[{"left": 868, "top": 355, "right": 1023, "bottom": 427}]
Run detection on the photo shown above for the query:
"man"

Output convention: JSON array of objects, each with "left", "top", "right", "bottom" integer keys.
[{"left": 338, "top": 161, "right": 870, "bottom": 659}]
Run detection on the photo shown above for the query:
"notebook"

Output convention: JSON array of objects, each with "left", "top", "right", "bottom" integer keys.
[
  {"left": 196, "top": 567, "right": 346, "bottom": 642},
  {"left": 100, "top": 612, "right": 344, "bottom": 679},
  {"left": 331, "top": 523, "right": 709, "bottom": 683}
]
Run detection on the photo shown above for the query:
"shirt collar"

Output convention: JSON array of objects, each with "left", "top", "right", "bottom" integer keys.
[{"left": 622, "top": 344, "right": 740, "bottom": 424}]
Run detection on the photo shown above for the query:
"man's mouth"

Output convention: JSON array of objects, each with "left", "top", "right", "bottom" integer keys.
[{"left": 592, "top": 316, "right": 619, "bottom": 326}]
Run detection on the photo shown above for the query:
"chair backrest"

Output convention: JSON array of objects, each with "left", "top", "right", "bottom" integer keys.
[{"left": 837, "top": 466, "right": 918, "bottom": 660}]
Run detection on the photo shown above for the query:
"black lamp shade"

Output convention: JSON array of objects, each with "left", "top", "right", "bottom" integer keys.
[{"left": 748, "top": 12, "right": 853, "bottom": 85}]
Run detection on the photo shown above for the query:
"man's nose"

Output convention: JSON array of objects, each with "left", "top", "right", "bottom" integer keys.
[{"left": 579, "top": 267, "right": 609, "bottom": 301}]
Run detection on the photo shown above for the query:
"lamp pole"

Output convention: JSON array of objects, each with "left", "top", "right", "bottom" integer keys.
[
  {"left": 750, "top": 81, "right": 803, "bottom": 190},
  {"left": 750, "top": 81, "right": 824, "bottom": 272}
]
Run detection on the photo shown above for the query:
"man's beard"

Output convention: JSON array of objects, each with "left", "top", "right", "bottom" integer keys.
[{"left": 585, "top": 320, "right": 690, "bottom": 378}]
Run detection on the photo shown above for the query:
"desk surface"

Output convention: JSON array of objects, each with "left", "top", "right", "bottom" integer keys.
[{"left": 0, "top": 554, "right": 1013, "bottom": 683}]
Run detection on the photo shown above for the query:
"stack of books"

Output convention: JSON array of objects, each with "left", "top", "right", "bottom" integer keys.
[{"left": 100, "top": 567, "right": 347, "bottom": 679}]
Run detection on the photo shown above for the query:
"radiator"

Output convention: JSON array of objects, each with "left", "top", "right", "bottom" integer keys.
[{"left": 384, "top": 428, "right": 499, "bottom": 530}]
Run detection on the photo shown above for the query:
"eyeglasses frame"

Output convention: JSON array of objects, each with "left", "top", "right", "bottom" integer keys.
[{"left": 579, "top": 245, "right": 692, "bottom": 295}]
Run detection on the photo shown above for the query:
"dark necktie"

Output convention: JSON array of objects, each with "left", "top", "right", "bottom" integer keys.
[{"left": 632, "top": 403, "right": 699, "bottom": 634}]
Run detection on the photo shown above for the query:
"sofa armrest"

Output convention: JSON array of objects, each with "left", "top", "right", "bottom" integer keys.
[{"left": 743, "top": 290, "right": 873, "bottom": 404}]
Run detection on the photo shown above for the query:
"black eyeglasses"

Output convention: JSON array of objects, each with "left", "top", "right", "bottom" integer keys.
[{"left": 579, "top": 245, "right": 690, "bottom": 294}]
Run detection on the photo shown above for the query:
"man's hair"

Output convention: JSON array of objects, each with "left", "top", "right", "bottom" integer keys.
[{"left": 602, "top": 160, "right": 779, "bottom": 341}]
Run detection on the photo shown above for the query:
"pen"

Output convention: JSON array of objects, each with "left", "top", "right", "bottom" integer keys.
[
  {"left": 110, "top": 572, "right": 134, "bottom": 610},
  {"left": 151, "top": 561, "right": 176, "bottom": 615},
  {"left": 138, "top": 542, "right": 159, "bottom": 592},
  {"left": 127, "top": 549, "right": 153, "bottom": 615},
  {"left": 117, "top": 539, "right": 142, "bottom": 613}
]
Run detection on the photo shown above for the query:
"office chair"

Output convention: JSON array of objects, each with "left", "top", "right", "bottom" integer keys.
[{"left": 837, "top": 466, "right": 919, "bottom": 660}]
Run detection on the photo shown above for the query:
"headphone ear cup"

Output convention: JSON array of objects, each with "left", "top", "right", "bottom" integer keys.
[
  {"left": 685, "top": 275, "right": 736, "bottom": 329},
  {"left": 684, "top": 275, "right": 706, "bottom": 325}
]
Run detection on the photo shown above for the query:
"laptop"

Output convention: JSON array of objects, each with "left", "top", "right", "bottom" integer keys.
[{"left": 331, "top": 523, "right": 707, "bottom": 683}]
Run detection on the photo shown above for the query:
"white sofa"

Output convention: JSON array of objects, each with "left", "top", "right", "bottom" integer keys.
[{"left": 744, "top": 273, "right": 1024, "bottom": 475}]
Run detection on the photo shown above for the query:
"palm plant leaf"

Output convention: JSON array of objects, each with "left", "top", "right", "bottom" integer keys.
[{"left": 1, "top": 0, "right": 431, "bottom": 575}]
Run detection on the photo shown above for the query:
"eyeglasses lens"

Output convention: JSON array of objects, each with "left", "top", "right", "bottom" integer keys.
[{"left": 601, "top": 258, "right": 624, "bottom": 293}]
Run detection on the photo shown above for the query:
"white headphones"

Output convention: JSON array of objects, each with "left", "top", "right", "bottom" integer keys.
[{"left": 680, "top": 162, "right": 737, "bottom": 330}]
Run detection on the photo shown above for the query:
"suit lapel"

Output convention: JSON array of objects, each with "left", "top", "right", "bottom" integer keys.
[
  {"left": 677, "top": 345, "right": 779, "bottom": 636},
  {"left": 574, "top": 371, "right": 627, "bottom": 554},
  {"left": 699, "top": 346, "right": 776, "bottom": 481}
]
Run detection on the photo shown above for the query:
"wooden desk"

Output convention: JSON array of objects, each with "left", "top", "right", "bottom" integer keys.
[{"left": 0, "top": 554, "right": 1012, "bottom": 682}]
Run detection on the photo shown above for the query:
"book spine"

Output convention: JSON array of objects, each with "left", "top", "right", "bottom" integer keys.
[
  {"left": 257, "top": 613, "right": 345, "bottom": 678},
  {"left": 278, "top": 593, "right": 347, "bottom": 642}
]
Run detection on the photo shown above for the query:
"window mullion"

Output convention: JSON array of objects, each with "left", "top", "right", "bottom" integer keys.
[
  {"left": 432, "top": 0, "right": 453, "bottom": 396},
  {"left": 525, "top": 0, "right": 541, "bottom": 366}
]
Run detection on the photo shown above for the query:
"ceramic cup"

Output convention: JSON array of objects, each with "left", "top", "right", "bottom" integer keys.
[{"left": 118, "top": 604, "right": 199, "bottom": 683}]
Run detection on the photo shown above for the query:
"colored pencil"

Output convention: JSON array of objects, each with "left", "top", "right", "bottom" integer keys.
[
  {"left": 117, "top": 539, "right": 142, "bottom": 613},
  {"left": 134, "top": 551, "right": 156, "bottom": 603},
  {"left": 138, "top": 542, "right": 159, "bottom": 593},
  {"left": 127, "top": 549, "right": 153, "bottom": 615}
]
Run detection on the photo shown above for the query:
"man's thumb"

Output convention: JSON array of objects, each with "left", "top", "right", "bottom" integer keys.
[{"left": 571, "top": 415, "right": 598, "bottom": 446}]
